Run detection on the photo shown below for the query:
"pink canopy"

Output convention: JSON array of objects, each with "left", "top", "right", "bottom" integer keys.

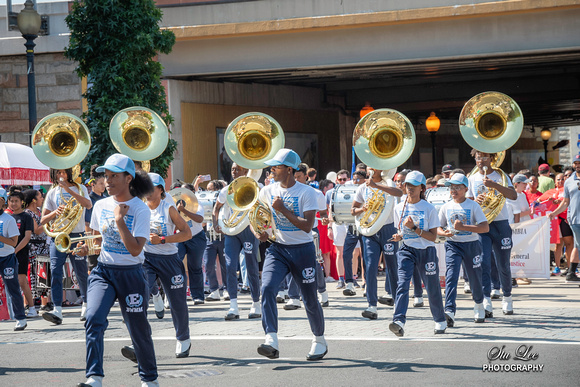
[{"left": 0, "top": 142, "right": 51, "bottom": 186}]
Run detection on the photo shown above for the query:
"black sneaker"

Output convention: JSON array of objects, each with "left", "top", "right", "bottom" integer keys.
[
  {"left": 565, "top": 273, "right": 580, "bottom": 283},
  {"left": 40, "top": 302, "right": 54, "bottom": 312},
  {"left": 121, "top": 345, "right": 138, "bottom": 363}
]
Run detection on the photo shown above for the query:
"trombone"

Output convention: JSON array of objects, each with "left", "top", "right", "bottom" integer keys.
[{"left": 53, "top": 232, "right": 101, "bottom": 255}]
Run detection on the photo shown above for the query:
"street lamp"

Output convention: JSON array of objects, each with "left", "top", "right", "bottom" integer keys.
[
  {"left": 17, "top": 0, "right": 42, "bottom": 137},
  {"left": 540, "top": 128, "right": 552, "bottom": 164},
  {"left": 360, "top": 102, "right": 374, "bottom": 119},
  {"left": 426, "top": 112, "right": 440, "bottom": 176}
]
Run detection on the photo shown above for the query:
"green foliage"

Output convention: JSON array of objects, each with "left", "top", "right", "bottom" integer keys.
[{"left": 64, "top": 0, "right": 177, "bottom": 178}]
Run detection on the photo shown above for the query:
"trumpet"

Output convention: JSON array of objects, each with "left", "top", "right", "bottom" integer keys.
[{"left": 54, "top": 232, "right": 102, "bottom": 255}]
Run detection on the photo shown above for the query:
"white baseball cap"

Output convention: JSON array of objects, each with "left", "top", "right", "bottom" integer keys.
[
  {"left": 264, "top": 148, "right": 301, "bottom": 170},
  {"left": 404, "top": 171, "right": 426, "bottom": 186}
]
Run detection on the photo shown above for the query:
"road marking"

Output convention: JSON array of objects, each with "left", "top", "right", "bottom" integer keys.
[{"left": 2, "top": 335, "right": 580, "bottom": 345}]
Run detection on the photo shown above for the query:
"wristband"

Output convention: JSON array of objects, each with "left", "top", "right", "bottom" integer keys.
[{"left": 160, "top": 236, "right": 166, "bottom": 244}]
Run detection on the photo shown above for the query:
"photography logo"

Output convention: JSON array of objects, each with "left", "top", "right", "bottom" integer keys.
[{"left": 482, "top": 345, "right": 543, "bottom": 372}]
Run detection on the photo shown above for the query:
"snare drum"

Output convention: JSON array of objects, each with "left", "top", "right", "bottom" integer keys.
[
  {"left": 426, "top": 186, "right": 452, "bottom": 212},
  {"left": 35, "top": 255, "right": 78, "bottom": 290},
  {"left": 330, "top": 185, "right": 358, "bottom": 225},
  {"left": 196, "top": 191, "right": 220, "bottom": 223}
]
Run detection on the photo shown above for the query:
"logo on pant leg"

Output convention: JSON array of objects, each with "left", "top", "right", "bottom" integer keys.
[
  {"left": 384, "top": 243, "right": 395, "bottom": 255},
  {"left": 425, "top": 261, "right": 437, "bottom": 276},
  {"left": 473, "top": 254, "right": 482, "bottom": 268},
  {"left": 171, "top": 274, "right": 185, "bottom": 289},
  {"left": 302, "top": 267, "right": 316, "bottom": 283},
  {"left": 501, "top": 238, "right": 512, "bottom": 250},
  {"left": 243, "top": 242, "right": 253, "bottom": 254},
  {"left": 125, "top": 293, "right": 144, "bottom": 313},
  {"left": 3, "top": 267, "right": 14, "bottom": 279}
]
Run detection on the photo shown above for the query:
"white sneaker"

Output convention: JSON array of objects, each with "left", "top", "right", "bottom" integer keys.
[
  {"left": 319, "top": 291, "right": 329, "bottom": 307},
  {"left": 42, "top": 306, "right": 63, "bottom": 325},
  {"left": 502, "top": 296, "right": 513, "bottom": 315},
  {"left": 362, "top": 305, "right": 378, "bottom": 320},
  {"left": 444, "top": 311, "right": 455, "bottom": 328},
  {"left": 164, "top": 294, "right": 170, "bottom": 309},
  {"left": 81, "top": 376, "right": 103, "bottom": 387},
  {"left": 284, "top": 298, "right": 301, "bottom": 310},
  {"left": 491, "top": 288, "right": 501, "bottom": 299},
  {"left": 257, "top": 332, "right": 279, "bottom": 359},
  {"left": 413, "top": 297, "right": 424, "bottom": 307},
  {"left": 306, "top": 335, "right": 328, "bottom": 361},
  {"left": 483, "top": 296, "right": 493, "bottom": 318},
  {"left": 463, "top": 282, "right": 471, "bottom": 294},
  {"left": 80, "top": 304, "right": 87, "bottom": 321},
  {"left": 389, "top": 320, "right": 405, "bottom": 337},
  {"left": 249, "top": 302, "right": 262, "bottom": 319},
  {"left": 223, "top": 290, "right": 231, "bottom": 301},
  {"left": 474, "top": 303, "right": 485, "bottom": 323},
  {"left": 225, "top": 301, "right": 239, "bottom": 321},
  {"left": 325, "top": 276, "right": 336, "bottom": 283},
  {"left": 14, "top": 319, "right": 27, "bottom": 331},
  {"left": 176, "top": 338, "right": 191, "bottom": 358},
  {"left": 27, "top": 306, "right": 38, "bottom": 318},
  {"left": 343, "top": 282, "right": 356, "bottom": 296},
  {"left": 152, "top": 293, "right": 164, "bottom": 319},
  {"left": 141, "top": 380, "right": 159, "bottom": 387},
  {"left": 205, "top": 290, "right": 221, "bottom": 301},
  {"left": 434, "top": 320, "right": 447, "bottom": 334}
]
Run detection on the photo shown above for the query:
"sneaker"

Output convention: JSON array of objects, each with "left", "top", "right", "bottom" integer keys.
[
  {"left": 502, "top": 296, "right": 513, "bottom": 315},
  {"left": 343, "top": 282, "right": 356, "bottom": 296},
  {"left": 413, "top": 297, "right": 424, "bottom": 307},
  {"left": 223, "top": 290, "right": 231, "bottom": 301},
  {"left": 445, "top": 311, "right": 455, "bottom": 328},
  {"left": 336, "top": 279, "right": 345, "bottom": 289},
  {"left": 325, "top": 276, "right": 336, "bottom": 283},
  {"left": 560, "top": 268, "right": 569, "bottom": 277},
  {"left": 14, "top": 319, "right": 27, "bottom": 331},
  {"left": 362, "top": 306, "right": 378, "bottom": 320},
  {"left": 284, "top": 298, "right": 301, "bottom": 310},
  {"left": 225, "top": 305, "right": 240, "bottom": 321},
  {"left": 565, "top": 273, "right": 580, "bottom": 283},
  {"left": 248, "top": 302, "right": 262, "bottom": 319},
  {"left": 319, "top": 291, "right": 329, "bottom": 307},
  {"left": 152, "top": 293, "right": 164, "bottom": 319},
  {"left": 164, "top": 294, "right": 170, "bottom": 309},
  {"left": 121, "top": 345, "right": 137, "bottom": 363},
  {"left": 389, "top": 320, "right": 405, "bottom": 337},
  {"left": 40, "top": 302, "right": 54, "bottom": 312},
  {"left": 193, "top": 299, "right": 205, "bottom": 305},
  {"left": 205, "top": 290, "right": 221, "bottom": 302},
  {"left": 511, "top": 278, "right": 518, "bottom": 288},
  {"left": 27, "top": 306, "right": 39, "bottom": 318},
  {"left": 483, "top": 296, "right": 493, "bottom": 318},
  {"left": 42, "top": 307, "right": 63, "bottom": 325},
  {"left": 463, "top": 282, "right": 471, "bottom": 294},
  {"left": 239, "top": 286, "right": 251, "bottom": 294},
  {"left": 434, "top": 320, "right": 447, "bottom": 334},
  {"left": 141, "top": 380, "right": 160, "bottom": 387},
  {"left": 306, "top": 335, "right": 327, "bottom": 361},
  {"left": 491, "top": 289, "right": 501, "bottom": 299},
  {"left": 176, "top": 338, "right": 191, "bottom": 358},
  {"left": 551, "top": 267, "right": 561, "bottom": 276},
  {"left": 257, "top": 332, "right": 279, "bottom": 359},
  {"left": 378, "top": 293, "right": 394, "bottom": 306},
  {"left": 353, "top": 279, "right": 361, "bottom": 288},
  {"left": 80, "top": 304, "right": 87, "bottom": 322},
  {"left": 276, "top": 290, "right": 288, "bottom": 303},
  {"left": 78, "top": 375, "right": 103, "bottom": 387},
  {"left": 517, "top": 278, "right": 532, "bottom": 285},
  {"left": 474, "top": 302, "right": 485, "bottom": 323}
]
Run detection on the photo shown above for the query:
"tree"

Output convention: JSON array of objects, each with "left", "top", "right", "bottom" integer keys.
[{"left": 64, "top": 0, "right": 177, "bottom": 177}]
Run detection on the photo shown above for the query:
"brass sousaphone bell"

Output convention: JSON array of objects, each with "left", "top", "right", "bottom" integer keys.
[
  {"left": 459, "top": 91, "right": 523, "bottom": 223},
  {"left": 109, "top": 107, "right": 169, "bottom": 172}
]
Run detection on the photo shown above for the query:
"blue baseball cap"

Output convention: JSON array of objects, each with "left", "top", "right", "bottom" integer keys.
[
  {"left": 445, "top": 173, "right": 469, "bottom": 188},
  {"left": 404, "top": 171, "right": 426, "bottom": 186},
  {"left": 0, "top": 188, "right": 7, "bottom": 201},
  {"left": 264, "top": 148, "right": 301, "bottom": 170},
  {"left": 148, "top": 172, "right": 165, "bottom": 189},
  {"left": 96, "top": 154, "right": 136, "bottom": 177}
]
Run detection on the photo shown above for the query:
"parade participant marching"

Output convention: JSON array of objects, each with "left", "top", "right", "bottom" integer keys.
[
  {"left": 467, "top": 150, "right": 517, "bottom": 316},
  {"left": 41, "top": 167, "right": 92, "bottom": 325},
  {"left": 78, "top": 154, "right": 158, "bottom": 387},
  {"left": 0, "top": 188, "right": 28, "bottom": 331},
  {"left": 203, "top": 179, "right": 227, "bottom": 302},
  {"left": 351, "top": 168, "right": 402, "bottom": 320},
  {"left": 438, "top": 174, "right": 489, "bottom": 326},
  {"left": 120, "top": 173, "right": 192, "bottom": 363},
  {"left": 389, "top": 171, "right": 447, "bottom": 337},
  {"left": 212, "top": 163, "right": 262, "bottom": 320},
  {"left": 256, "top": 149, "right": 328, "bottom": 360}
]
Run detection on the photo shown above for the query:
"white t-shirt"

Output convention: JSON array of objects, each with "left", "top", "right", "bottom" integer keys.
[
  {"left": 44, "top": 184, "right": 90, "bottom": 233},
  {"left": 164, "top": 194, "right": 176, "bottom": 208},
  {"left": 467, "top": 170, "right": 513, "bottom": 222},
  {"left": 394, "top": 199, "right": 440, "bottom": 249},
  {"left": 259, "top": 181, "right": 318, "bottom": 245},
  {"left": 439, "top": 198, "right": 487, "bottom": 243},
  {"left": 0, "top": 212, "right": 19, "bottom": 256},
  {"left": 90, "top": 196, "right": 151, "bottom": 265},
  {"left": 315, "top": 190, "right": 326, "bottom": 212},
  {"left": 507, "top": 192, "right": 530, "bottom": 223},
  {"left": 353, "top": 182, "right": 395, "bottom": 225},
  {"left": 185, "top": 205, "right": 204, "bottom": 236},
  {"left": 144, "top": 200, "right": 179, "bottom": 255}
]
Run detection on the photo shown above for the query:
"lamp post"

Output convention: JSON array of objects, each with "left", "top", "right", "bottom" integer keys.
[
  {"left": 426, "top": 112, "right": 440, "bottom": 177},
  {"left": 540, "top": 128, "right": 552, "bottom": 164},
  {"left": 360, "top": 102, "right": 374, "bottom": 119},
  {"left": 17, "top": 0, "right": 42, "bottom": 137}
]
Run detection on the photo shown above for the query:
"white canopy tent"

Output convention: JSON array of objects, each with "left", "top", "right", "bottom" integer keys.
[{"left": 0, "top": 142, "right": 51, "bottom": 186}]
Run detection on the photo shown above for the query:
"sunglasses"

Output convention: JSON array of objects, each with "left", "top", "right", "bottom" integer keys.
[{"left": 337, "top": 178, "right": 347, "bottom": 182}]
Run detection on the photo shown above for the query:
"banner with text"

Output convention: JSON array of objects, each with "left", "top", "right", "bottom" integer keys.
[{"left": 510, "top": 216, "right": 550, "bottom": 279}]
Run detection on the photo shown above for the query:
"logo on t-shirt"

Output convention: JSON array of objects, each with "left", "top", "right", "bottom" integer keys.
[
  {"left": 302, "top": 267, "right": 316, "bottom": 284},
  {"left": 401, "top": 211, "right": 424, "bottom": 240},
  {"left": 448, "top": 210, "right": 471, "bottom": 236},
  {"left": 271, "top": 195, "right": 300, "bottom": 232},
  {"left": 100, "top": 209, "right": 135, "bottom": 255},
  {"left": 125, "top": 293, "right": 144, "bottom": 313}
]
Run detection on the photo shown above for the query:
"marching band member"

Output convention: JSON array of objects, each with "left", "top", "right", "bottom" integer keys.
[
  {"left": 212, "top": 163, "right": 261, "bottom": 320},
  {"left": 351, "top": 167, "right": 402, "bottom": 320},
  {"left": 389, "top": 171, "right": 447, "bottom": 336},
  {"left": 42, "top": 167, "right": 92, "bottom": 325},
  {"left": 256, "top": 149, "right": 327, "bottom": 360},
  {"left": 438, "top": 174, "right": 489, "bottom": 325},
  {"left": 120, "top": 173, "right": 192, "bottom": 363},
  {"left": 79, "top": 154, "right": 158, "bottom": 387},
  {"left": 203, "top": 179, "right": 227, "bottom": 302},
  {"left": 467, "top": 150, "right": 517, "bottom": 316},
  {"left": 0, "top": 188, "right": 28, "bottom": 331}
]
